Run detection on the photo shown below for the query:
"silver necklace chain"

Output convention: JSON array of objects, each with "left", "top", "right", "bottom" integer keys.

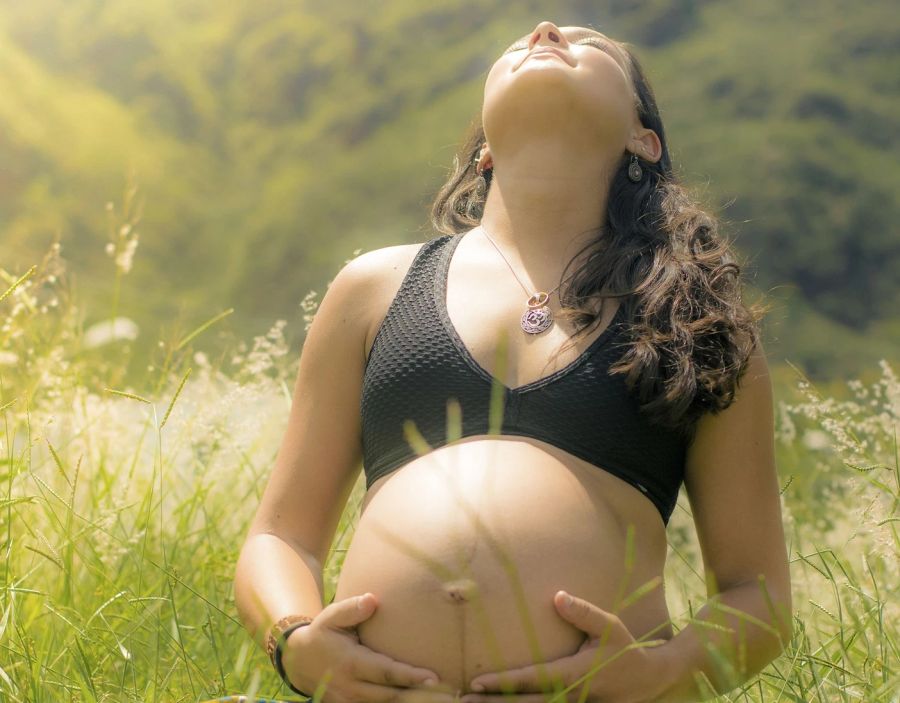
[{"left": 479, "top": 227, "right": 580, "bottom": 335}]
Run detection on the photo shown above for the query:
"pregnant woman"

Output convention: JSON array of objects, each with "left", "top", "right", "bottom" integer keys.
[{"left": 234, "top": 20, "right": 793, "bottom": 703}]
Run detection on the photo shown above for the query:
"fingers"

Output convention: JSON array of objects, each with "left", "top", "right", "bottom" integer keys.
[
  {"left": 319, "top": 592, "right": 379, "bottom": 630},
  {"left": 462, "top": 694, "right": 561, "bottom": 703},
  {"left": 353, "top": 648, "right": 443, "bottom": 690},
  {"left": 471, "top": 661, "right": 569, "bottom": 695},
  {"left": 398, "top": 687, "right": 462, "bottom": 703},
  {"left": 353, "top": 679, "right": 458, "bottom": 703}
]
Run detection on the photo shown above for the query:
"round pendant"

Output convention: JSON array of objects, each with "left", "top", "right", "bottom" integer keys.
[
  {"left": 521, "top": 306, "right": 552, "bottom": 334},
  {"left": 628, "top": 160, "right": 642, "bottom": 182},
  {"left": 521, "top": 292, "right": 553, "bottom": 334}
]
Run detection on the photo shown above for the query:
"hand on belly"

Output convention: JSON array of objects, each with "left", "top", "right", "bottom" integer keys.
[
  {"left": 332, "top": 444, "right": 670, "bottom": 696},
  {"left": 334, "top": 544, "right": 592, "bottom": 697}
]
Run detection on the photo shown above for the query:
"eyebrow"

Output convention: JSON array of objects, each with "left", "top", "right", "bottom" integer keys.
[{"left": 567, "top": 28, "right": 606, "bottom": 41}]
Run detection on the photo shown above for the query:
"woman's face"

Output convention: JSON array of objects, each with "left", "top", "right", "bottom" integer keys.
[{"left": 482, "top": 21, "right": 640, "bottom": 154}]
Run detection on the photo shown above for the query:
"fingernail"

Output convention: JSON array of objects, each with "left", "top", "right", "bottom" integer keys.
[
  {"left": 357, "top": 594, "right": 368, "bottom": 609},
  {"left": 562, "top": 593, "right": 573, "bottom": 606},
  {"left": 423, "top": 677, "right": 438, "bottom": 687},
  {"left": 472, "top": 683, "right": 485, "bottom": 692}
]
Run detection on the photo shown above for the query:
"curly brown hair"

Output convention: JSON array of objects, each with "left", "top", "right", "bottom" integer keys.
[{"left": 429, "top": 35, "right": 768, "bottom": 443}]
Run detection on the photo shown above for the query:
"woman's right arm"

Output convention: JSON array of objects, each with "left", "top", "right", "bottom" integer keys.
[
  {"left": 233, "top": 244, "right": 458, "bottom": 701},
  {"left": 233, "top": 250, "right": 378, "bottom": 649}
]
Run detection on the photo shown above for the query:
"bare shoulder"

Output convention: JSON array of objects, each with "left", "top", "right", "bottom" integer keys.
[
  {"left": 345, "top": 242, "right": 426, "bottom": 359},
  {"left": 346, "top": 241, "right": 425, "bottom": 284},
  {"left": 241, "top": 240, "right": 427, "bottom": 562}
]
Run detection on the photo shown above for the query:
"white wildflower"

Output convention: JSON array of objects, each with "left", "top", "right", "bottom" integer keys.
[
  {"left": 300, "top": 289, "right": 319, "bottom": 333},
  {"left": 240, "top": 319, "right": 290, "bottom": 379},
  {"left": 802, "top": 429, "right": 831, "bottom": 451},
  {"left": 115, "top": 234, "right": 139, "bottom": 274},
  {"left": 83, "top": 317, "right": 140, "bottom": 349},
  {"left": 775, "top": 399, "right": 796, "bottom": 444}
]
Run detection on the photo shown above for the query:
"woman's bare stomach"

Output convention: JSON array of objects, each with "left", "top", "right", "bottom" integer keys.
[{"left": 332, "top": 435, "right": 674, "bottom": 696}]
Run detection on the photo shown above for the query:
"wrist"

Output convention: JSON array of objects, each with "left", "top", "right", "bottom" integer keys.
[
  {"left": 642, "top": 639, "right": 681, "bottom": 702},
  {"left": 282, "top": 624, "right": 315, "bottom": 692},
  {"left": 266, "top": 614, "right": 316, "bottom": 697}
]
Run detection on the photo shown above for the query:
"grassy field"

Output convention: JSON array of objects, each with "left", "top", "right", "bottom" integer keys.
[{"left": 1, "top": 237, "right": 897, "bottom": 702}]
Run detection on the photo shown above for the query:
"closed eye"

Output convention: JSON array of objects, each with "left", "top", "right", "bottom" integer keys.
[{"left": 576, "top": 37, "right": 611, "bottom": 52}]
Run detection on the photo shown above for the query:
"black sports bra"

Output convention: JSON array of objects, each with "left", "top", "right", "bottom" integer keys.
[{"left": 360, "top": 232, "right": 687, "bottom": 526}]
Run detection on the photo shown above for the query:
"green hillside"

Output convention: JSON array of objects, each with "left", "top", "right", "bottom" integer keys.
[{"left": 1, "top": 0, "right": 897, "bottom": 381}]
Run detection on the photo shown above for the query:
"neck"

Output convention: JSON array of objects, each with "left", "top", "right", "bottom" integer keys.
[{"left": 477, "top": 143, "right": 618, "bottom": 285}]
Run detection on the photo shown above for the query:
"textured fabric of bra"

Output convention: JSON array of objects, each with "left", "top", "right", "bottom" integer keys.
[{"left": 359, "top": 233, "right": 687, "bottom": 526}]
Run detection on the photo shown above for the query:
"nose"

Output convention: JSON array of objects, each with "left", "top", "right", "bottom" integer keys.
[{"left": 528, "top": 21, "right": 569, "bottom": 51}]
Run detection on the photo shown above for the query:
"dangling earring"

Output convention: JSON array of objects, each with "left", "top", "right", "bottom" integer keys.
[
  {"left": 474, "top": 159, "right": 491, "bottom": 198},
  {"left": 627, "top": 152, "right": 643, "bottom": 182},
  {"left": 475, "top": 168, "right": 487, "bottom": 199}
]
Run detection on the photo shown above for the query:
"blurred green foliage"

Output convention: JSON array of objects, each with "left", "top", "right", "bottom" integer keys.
[{"left": 0, "top": 0, "right": 897, "bottom": 383}]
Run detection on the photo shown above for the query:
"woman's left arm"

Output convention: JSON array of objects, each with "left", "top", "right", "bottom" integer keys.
[
  {"left": 649, "top": 339, "right": 794, "bottom": 701},
  {"left": 461, "top": 341, "right": 794, "bottom": 703}
]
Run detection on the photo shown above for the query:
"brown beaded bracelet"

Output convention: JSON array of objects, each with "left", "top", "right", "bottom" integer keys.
[{"left": 265, "top": 614, "right": 316, "bottom": 698}]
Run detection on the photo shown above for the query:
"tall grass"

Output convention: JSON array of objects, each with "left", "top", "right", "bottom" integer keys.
[{"left": 0, "top": 197, "right": 897, "bottom": 701}]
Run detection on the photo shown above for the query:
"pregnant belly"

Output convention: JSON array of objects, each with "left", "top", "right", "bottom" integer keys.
[{"left": 332, "top": 436, "right": 672, "bottom": 696}]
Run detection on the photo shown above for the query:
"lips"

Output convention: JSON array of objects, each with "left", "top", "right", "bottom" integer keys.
[
  {"left": 519, "top": 46, "right": 573, "bottom": 68},
  {"left": 530, "top": 47, "right": 564, "bottom": 59}
]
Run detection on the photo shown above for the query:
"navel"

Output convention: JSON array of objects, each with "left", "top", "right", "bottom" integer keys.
[{"left": 442, "top": 578, "right": 479, "bottom": 604}]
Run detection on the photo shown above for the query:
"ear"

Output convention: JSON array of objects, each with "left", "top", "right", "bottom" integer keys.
[
  {"left": 631, "top": 128, "right": 661, "bottom": 164},
  {"left": 479, "top": 142, "right": 493, "bottom": 170}
]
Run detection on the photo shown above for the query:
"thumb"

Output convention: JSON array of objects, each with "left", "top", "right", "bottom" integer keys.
[
  {"left": 322, "top": 592, "right": 378, "bottom": 630},
  {"left": 554, "top": 591, "right": 621, "bottom": 640}
]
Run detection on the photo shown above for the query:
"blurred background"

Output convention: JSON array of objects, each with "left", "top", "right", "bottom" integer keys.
[
  {"left": 2, "top": 4, "right": 898, "bottom": 699},
  {"left": 2, "top": 0, "right": 898, "bottom": 385}
]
